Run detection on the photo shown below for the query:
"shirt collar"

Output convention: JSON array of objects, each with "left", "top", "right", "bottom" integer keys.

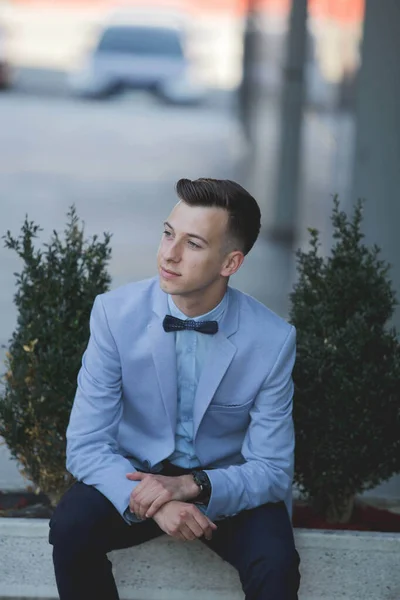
[{"left": 167, "top": 289, "right": 229, "bottom": 323}]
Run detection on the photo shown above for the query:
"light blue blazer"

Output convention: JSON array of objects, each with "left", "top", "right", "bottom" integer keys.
[{"left": 66, "top": 276, "right": 296, "bottom": 522}]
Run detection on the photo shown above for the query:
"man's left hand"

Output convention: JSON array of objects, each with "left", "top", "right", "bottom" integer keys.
[{"left": 126, "top": 472, "right": 200, "bottom": 520}]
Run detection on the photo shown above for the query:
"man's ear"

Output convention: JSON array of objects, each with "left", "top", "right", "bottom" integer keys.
[{"left": 220, "top": 251, "right": 245, "bottom": 277}]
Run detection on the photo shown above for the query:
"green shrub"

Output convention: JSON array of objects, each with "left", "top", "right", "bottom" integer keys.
[
  {"left": 0, "top": 207, "right": 112, "bottom": 504},
  {"left": 290, "top": 197, "right": 400, "bottom": 523}
]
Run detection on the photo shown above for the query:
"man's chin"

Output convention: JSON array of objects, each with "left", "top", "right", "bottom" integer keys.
[{"left": 159, "top": 276, "right": 178, "bottom": 293}]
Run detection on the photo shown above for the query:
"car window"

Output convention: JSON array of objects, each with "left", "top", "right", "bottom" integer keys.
[{"left": 97, "top": 26, "right": 184, "bottom": 57}]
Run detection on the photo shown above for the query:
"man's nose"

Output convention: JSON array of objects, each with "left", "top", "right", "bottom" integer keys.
[{"left": 164, "top": 241, "right": 181, "bottom": 262}]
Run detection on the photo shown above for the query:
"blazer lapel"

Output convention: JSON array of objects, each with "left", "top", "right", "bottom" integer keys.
[
  {"left": 148, "top": 284, "right": 177, "bottom": 435},
  {"left": 193, "top": 288, "right": 239, "bottom": 438}
]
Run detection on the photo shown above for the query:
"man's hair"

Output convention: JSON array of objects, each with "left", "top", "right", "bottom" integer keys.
[{"left": 175, "top": 178, "right": 261, "bottom": 255}]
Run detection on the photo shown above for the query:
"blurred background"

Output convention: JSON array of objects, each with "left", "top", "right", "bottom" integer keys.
[{"left": 0, "top": 0, "right": 399, "bottom": 496}]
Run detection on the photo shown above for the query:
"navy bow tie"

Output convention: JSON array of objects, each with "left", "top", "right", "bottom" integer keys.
[{"left": 163, "top": 314, "right": 218, "bottom": 335}]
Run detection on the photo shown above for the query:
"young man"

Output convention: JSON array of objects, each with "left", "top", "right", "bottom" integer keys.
[{"left": 49, "top": 178, "right": 300, "bottom": 599}]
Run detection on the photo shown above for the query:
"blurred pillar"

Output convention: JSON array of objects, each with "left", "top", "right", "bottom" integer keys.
[
  {"left": 238, "top": 0, "right": 259, "bottom": 146},
  {"left": 269, "top": 0, "right": 308, "bottom": 244},
  {"left": 351, "top": 0, "right": 400, "bottom": 329}
]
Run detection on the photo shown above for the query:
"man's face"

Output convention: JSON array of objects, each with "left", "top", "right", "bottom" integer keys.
[{"left": 157, "top": 201, "right": 231, "bottom": 297}]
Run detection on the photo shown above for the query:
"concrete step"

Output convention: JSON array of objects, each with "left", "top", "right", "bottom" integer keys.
[{"left": 0, "top": 519, "right": 399, "bottom": 599}]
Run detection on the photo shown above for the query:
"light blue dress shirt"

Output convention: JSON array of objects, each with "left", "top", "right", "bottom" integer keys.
[
  {"left": 167, "top": 291, "right": 229, "bottom": 468},
  {"left": 125, "top": 290, "right": 229, "bottom": 522}
]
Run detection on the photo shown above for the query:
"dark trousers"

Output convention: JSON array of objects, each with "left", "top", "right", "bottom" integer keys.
[{"left": 49, "top": 466, "right": 300, "bottom": 600}]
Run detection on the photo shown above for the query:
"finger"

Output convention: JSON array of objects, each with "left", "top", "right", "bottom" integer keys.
[
  {"left": 133, "top": 489, "right": 166, "bottom": 519},
  {"left": 179, "top": 523, "right": 197, "bottom": 541},
  {"left": 193, "top": 512, "right": 217, "bottom": 540},
  {"left": 129, "top": 499, "right": 143, "bottom": 517},
  {"left": 132, "top": 503, "right": 147, "bottom": 521},
  {"left": 130, "top": 477, "right": 156, "bottom": 504},
  {"left": 126, "top": 472, "right": 146, "bottom": 481},
  {"left": 184, "top": 517, "right": 204, "bottom": 539},
  {"left": 129, "top": 491, "right": 148, "bottom": 516},
  {"left": 204, "top": 515, "right": 218, "bottom": 530},
  {"left": 145, "top": 495, "right": 169, "bottom": 518},
  {"left": 129, "top": 487, "right": 146, "bottom": 510},
  {"left": 130, "top": 481, "right": 150, "bottom": 501},
  {"left": 178, "top": 508, "right": 206, "bottom": 539},
  {"left": 133, "top": 496, "right": 152, "bottom": 520},
  {"left": 132, "top": 485, "right": 163, "bottom": 517}
]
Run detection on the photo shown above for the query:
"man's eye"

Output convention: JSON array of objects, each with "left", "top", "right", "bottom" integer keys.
[
  {"left": 188, "top": 240, "right": 200, "bottom": 249},
  {"left": 163, "top": 230, "right": 172, "bottom": 237}
]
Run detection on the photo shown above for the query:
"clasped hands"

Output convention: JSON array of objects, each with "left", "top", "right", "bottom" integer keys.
[{"left": 126, "top": 471, "right": 217, "bottom": 541}]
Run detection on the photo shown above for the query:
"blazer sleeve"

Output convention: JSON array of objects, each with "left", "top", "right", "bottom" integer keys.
[
  {"left": 203, "top": 326, "right": 296, "bottom": 521},
  {"left": 66, "top": 295, "right": 139, "bottom": 520}
]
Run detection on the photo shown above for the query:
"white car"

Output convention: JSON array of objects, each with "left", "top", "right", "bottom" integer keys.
[{"left": 69, "top": 22, "right": 205, "bottom": 104}]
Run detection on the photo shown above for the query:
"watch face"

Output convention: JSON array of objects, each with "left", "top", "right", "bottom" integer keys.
[{"left": 192, "top": 470, "right": 211, "bottom": 503}]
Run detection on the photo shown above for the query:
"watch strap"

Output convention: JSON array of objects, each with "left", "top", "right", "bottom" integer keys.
[{"left": 191, "top": 470, "right": 211, "bottom": 504}]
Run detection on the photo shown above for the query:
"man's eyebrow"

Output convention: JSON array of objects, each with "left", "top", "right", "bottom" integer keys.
[{"left": 164, "top": 222, "right": 209, "bottom": 246}]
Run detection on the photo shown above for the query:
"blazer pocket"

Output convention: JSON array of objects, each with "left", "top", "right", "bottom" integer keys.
[{"left": 207, "top": 397, "right": 254, "bottom": 412}]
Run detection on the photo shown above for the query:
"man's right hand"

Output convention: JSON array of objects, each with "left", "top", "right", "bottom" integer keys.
[{"left": 152, "top": 500, "right": 217, "bottom": 541}]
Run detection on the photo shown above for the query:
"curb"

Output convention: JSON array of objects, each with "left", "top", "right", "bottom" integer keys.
[{"left": 1, "top": 519, "right": 400, "bottom": 599}]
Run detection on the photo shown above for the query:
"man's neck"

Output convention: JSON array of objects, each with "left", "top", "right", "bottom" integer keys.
[{"left": 171, "top": 287, "right": 227, "bottom": 318}]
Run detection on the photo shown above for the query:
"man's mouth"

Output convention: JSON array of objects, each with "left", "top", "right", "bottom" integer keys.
[{"left": 161, "top": 267, "right": 181, "bottom": 278}]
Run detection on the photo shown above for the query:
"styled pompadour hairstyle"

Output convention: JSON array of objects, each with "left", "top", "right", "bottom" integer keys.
[{"left": 175, "top": 178, "right": 261, "bottom": 255}]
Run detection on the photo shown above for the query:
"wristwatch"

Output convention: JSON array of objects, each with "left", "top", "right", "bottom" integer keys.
[{"left": 191, "top": 470, "right": 212, "bottom": 504}]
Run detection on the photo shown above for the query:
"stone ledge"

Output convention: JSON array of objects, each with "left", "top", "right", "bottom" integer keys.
[{"left": 1, "top": 519, "right": 400, "bottom": 600}]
